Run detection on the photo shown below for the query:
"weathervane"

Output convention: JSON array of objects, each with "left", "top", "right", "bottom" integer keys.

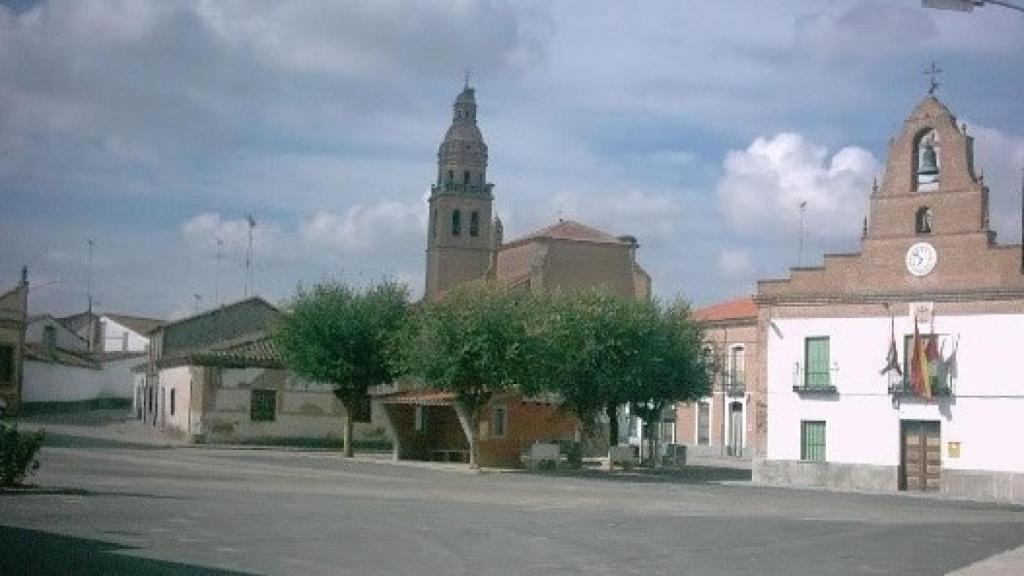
[{"left": 924, "top": 62, "right": 942, "bottom": 96}]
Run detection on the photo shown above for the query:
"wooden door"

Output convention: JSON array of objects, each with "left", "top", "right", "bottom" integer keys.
[
  {"left": 728, "top": 403, "right": 743, "bottom": 456},
  {"left": 900, "top": 421, "right": 941, "bottom": 491}
]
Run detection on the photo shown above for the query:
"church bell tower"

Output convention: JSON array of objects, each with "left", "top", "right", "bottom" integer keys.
[{"left": 424, "top": 84, "right": 495, "bottom": 298}]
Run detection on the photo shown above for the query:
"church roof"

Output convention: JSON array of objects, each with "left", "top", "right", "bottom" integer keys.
[
  {"left": 504, "top": 219, "right": 634, "bottom": 249},
  {"left": 694, "top": 296, "right": 757, "bottom": 323}
]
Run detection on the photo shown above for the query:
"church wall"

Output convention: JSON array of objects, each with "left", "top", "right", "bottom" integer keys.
[{"left": 541, "top": 241, "right": 635, "bottom": 297}]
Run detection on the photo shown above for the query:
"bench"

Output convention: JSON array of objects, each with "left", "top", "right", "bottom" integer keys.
[{"left": 431, "top": 449, "right": 469, "bottom": 463}]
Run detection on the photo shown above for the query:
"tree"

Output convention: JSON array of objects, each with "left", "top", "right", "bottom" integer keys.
[
  {"left": 275, "top": 279, "right": 409, "bottom": 457},
  {"left": 392, "top": 286, "right": 538, "bottom": 468},
  {"left": 527, "top": 290, "right": 640, "bottom": 445},
  {"left": 623, "top": 300, "right": 711, "bottom": 464},
  {"left": 532, "top": 292, "right": 711, "bottom": 464}
]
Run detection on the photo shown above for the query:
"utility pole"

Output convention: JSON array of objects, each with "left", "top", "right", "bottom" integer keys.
[
  {"left": 86, "top": 237, "right": 94, "bottom": 313},
  {"left": 245, "top": 214, "right": 256, "bottom": 298},
  {"left": 798, "top": 201, "right": 807, "bottom": 267},
  {"left": 214, "top": 238, "right": 223, "bottom": 307}
]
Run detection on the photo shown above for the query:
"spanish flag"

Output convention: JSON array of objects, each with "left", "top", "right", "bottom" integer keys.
[{"left": 910, "top": 318, "right": 931, "bottom": 398}]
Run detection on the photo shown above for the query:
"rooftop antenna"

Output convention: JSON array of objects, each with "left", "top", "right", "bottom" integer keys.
[
  {"left": 86, "top": 237, "right": 94, "bottom": 313},
  {"left": 245, "top": 213, "right": 257, "bottom": 298},
  {"left": 193, "top": 293, "right": 203, "bottom": 314},
  {"left": 924, "top": 62, "right": 942, "bottom": 96},
  {"left": 798, "top": 201, "right": 808, "bottom": 267},
  {"left": 214, "top": 237, "right": 223, "bottom": 307},
  {"left": 463, "top": 69, "right": 470, "bottom": 89}
]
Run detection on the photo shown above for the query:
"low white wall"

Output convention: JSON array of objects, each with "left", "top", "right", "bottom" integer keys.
[
  {"left": 23, "top": 356, "right": 142, "bottom": 403},
  {"left": 159, "top": 366, "right": 192, "bottom": 435}
]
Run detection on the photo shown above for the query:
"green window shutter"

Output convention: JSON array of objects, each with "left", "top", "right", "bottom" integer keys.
[
  {"left": 804, "top": 337, "right": 831, "bottom": 388},
  {"left": 801, "top": 421, "right": 826, "bottom": 462}
]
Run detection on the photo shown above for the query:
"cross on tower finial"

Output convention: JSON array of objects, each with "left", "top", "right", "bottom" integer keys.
[
  {"left": 463, "top": 69, "right": 470, "bottom": 89},
  {"left": 924, "top": 62, "right": 942, "bottom": 96}
]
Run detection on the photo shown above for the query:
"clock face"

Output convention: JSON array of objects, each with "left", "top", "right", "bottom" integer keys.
[{"left": 906, "top": 242, "right": 937, "bottom": 277}]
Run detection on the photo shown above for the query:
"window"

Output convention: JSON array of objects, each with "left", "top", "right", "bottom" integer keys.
[
  {"left": 804, "top": 337, "right": 831, "bottom": 389},
  {"left": 43, "top": 325, "right": 57, "bottom": 351},
  {"left": 463, "top": 170, "right": 471, "bottom": 185},
  {"left": 469, "top": 211, "right": 480, "bottom": 237},
  {"left": 728, "top": 346, "right": 745, "bottom": 390},
  {"left": 916, "top": 207, "right": 933, "bottom": 234},
  {"left": 0, "top": 344, "right": 13, "bottom": 385},
  {"left": 447, "top": 170, "right": 454, "bottom": 182},
  {"left": 452, "top": 210, "right": 461, "bottom": 236},
  {"left": 251, "top": 389, "right": 277, "bottom": 422},
  {"left": 170, "top": 389, "right": 176, "bottom": 416},
  {"left": 492, "top": 405, "right": 507, "bottom": 438},
  {"left": 801, "top": 421, "right": 826, "bottom": 462},
  {"left": 414, "top": 406, "right": 427, "bottom": 434},
  {"left": 697, "top": 401, "right": 710, "bottom": 446}
]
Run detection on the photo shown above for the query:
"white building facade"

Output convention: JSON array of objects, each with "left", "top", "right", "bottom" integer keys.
[{"left": 754, "top": 95, "right": 1024, "bottom": 501}]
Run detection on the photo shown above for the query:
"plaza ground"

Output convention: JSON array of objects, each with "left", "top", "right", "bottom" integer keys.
[{"left": 2, "top": 414, "right": 1024, "bottom": 575}]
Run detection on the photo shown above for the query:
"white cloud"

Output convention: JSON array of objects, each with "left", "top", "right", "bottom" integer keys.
[
  {"left": 968, "top": 122, "right": 1024, "bottom": 243},
  {"left": 717, "top": 132, "right": 879, "bottom": 239},
  {"left": 717, "top": 248, "right": 753, "bottom": 279},
  {"left": 301, "top": 200, "right": 426, "bottom": 255}
]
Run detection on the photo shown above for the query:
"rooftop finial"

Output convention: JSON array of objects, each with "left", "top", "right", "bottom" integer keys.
[
  {"left": 463, "top": 69, "right": 470, "bottom": 89},
  {"left": 924, "top": 62, "right": 942, "bottom": 96}
]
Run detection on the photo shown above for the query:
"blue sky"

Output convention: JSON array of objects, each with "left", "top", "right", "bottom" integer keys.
[{"left": 1, "top": 0, "right": 1022, "bottom": 319}]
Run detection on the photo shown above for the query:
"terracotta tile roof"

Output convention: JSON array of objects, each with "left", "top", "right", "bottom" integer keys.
[
  {"left": 505, "top": 219, "right": 634, "bottom": 248},
  {"left": 375, "top": 388, "right": 456, "bottom": 406},
  {"left": 693, "top": 296, "right": 757, "bottom": 323},
  {"left": 157, "top": 332, "right": 282, "bottom": 369}
]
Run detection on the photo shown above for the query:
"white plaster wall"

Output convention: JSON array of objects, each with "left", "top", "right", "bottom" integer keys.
[
  {"left": 159, "top": 366, "right": 192, "bottom": 435},
  {"left": 101, "top": 317, "right": 150, "bottom": 353},
  {"left": 23, "top": 357, "right": 141, "bottom": 402},
  {"left": 23, "top": 361, "right": 103, "bottom": 402},
  {"left": 766, "top": 313, "right": 1024, "bottom": 473}
]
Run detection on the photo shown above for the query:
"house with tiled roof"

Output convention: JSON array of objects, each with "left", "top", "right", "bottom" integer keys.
[
  {"left": 58, "top": 309, "right": 164, "bottom": 353},
  {"left": 675, "top": 296, "right": 763, "bottom": 460},
  {"left": 143, "top": 297, "right": 381, "bottom": 445}
]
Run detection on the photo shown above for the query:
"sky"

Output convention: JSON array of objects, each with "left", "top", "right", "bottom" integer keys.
[{"left": 1, "top": 0, "right": 1022, "bottom": 320}]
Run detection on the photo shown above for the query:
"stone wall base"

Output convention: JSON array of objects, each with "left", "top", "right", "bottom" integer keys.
[
  {"left": 755, "top": 460, "right": 1024, "bottom": 504},
  {"left": 754, "top": 459, "right": 897, "bottom": 492},
  {"left": 942, "top": 469, "right": 1024, "bottom": 503}
]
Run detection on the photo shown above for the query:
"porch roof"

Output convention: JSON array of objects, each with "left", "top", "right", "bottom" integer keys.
[{"left": 376, "top": 389, "right": 456, "bottom": 406}]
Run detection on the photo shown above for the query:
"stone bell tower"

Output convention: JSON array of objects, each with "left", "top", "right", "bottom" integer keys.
[{"left": 424, "top": 84, "right": 495, "bottom": 298}]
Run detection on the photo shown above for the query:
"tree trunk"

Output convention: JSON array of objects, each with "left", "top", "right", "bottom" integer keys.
[
  {"left": 454, "top": 402, "right": 480, "bottom": 469},
  {"left": 606, "top": 402, "right": 619, "bottom": 447},
  {"left": 343, "top": 410, "right": 354, "bottom": 458}
]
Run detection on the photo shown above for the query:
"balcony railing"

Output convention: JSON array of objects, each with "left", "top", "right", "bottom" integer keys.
[
  {"left": 431, "top": 182, "right": 494, "bottom": 198},
  {"left": 724, "top": 370, "right": 745, "bottom": 396},
  {"left": 792, "top": 362, "right": 838, "bottom": 394},
  {"left": 888, "top": 375, "right": 954, "bottom": 399}
]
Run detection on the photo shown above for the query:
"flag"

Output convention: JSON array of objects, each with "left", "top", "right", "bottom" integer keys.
[
  {"left": 909, "top": 318, "right": 930, "bottom": 397},
  {"left": 880, "top": 315, "right": 902, "bottom": 377},
  {"left": 922, "top": 327, "right": 940, "bottom": 399}
]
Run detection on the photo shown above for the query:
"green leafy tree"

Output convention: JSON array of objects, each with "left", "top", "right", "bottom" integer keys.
[
  {"left": 624, "top": 300, "right": 711, "bottom": 464},
  {"left": 275, "top": 279, "right": 409, "bottom": 457},
  {"left": 392, "top": 286, "right": 539, "bottom": 468},
  {"left": 0, "top": 423, "right": 45, "bottom": 487}
]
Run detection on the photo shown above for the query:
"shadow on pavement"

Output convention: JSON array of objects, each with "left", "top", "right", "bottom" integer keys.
[
  {"left": 527, "top": 465, "right": 752, "bottom": 484},
  {"left": 0, "top": 486, "right": 185, "bottom": 500},
  {"left": 0, "top": 526, "right": 258, "bottom": 576},
  {"left": 42, "top": 432, "right": 177, "bottom": 450}
]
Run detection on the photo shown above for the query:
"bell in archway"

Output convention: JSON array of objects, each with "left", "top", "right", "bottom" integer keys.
[{"left": 918, "top": 144, "right": 939, "bottom": 177}]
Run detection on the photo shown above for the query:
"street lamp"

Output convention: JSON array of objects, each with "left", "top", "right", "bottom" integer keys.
[{"left": 922, "top": 0, "right": 1024, "bottom": 13}]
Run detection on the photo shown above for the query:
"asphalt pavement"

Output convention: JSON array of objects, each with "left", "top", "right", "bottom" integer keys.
[{"left": 2, "top": 419, "right": 1024, "bottom": 575}]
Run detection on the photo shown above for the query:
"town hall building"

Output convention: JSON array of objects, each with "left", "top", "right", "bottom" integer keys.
[{"left": 753, "top": 93, "right": 1024, "bottom": 501}]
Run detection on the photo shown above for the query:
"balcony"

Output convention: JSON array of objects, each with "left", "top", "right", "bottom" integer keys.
[
  {"left": 888, "top": 375, "right": 954, "bottom": 400},
  {"left": 431, "top": 182, "right": 494, "bottom": 198},
  {"left": 792, "top": 362, "right": 838, "bottom": 394},
  {"left": 724, "top": 370, "right": 745, "bottom": 396}
]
